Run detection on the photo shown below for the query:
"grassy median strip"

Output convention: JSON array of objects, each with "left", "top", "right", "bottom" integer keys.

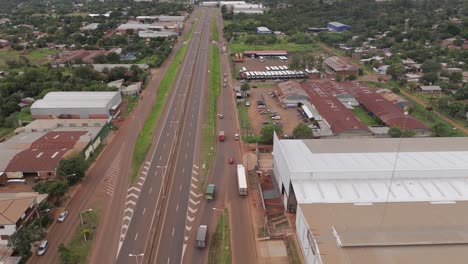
[
  {"left": 211, "top": 17, "right": 219, "bottom": 42},
  {"left": 208, "top": 209, "right": 231, "bottom": 264},
  {"left": 131, "top": 19, "right": 198, "bottom": 182},
  {"left": 200, "top": 43, "right": 221, "bottom": 184},
  {"left": 58, "top": 210, "right": 98, "bottom": 264}
]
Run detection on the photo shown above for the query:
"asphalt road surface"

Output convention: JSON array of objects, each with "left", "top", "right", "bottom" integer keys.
[
  {"left": 116, "top": 8, "right": 212, "bottom": 264},
  {"left": 181, "top": 9, "right": 257, "bottom": 264}
]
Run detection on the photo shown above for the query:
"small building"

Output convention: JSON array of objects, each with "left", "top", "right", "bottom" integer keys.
[
  {"left": 0, "top": 193, "right": 48, "bottom": 245},
  {"left": 79, "top": 23, "right": 100, "bottom": 32},
  {"left": 327, "top": 22, "right": 350, "bottom": 32},
  {"left": 107, "top": 79, "right": 125, "bottom": 90},
  {"left": 256, "top": 27, "right": 272, "bottom": 35},
  {"left": 31, "top": 91, "right": 122, "bottom": 119},
  {"left": 417, "top": 85, "right": 443, "bottom": 94},
  {"left": 323, "top": 56, "right": 360, "bottom": 76},
  {"left": 138, "top": 31, "right": 178, "bottom": 38},
  {"left": 275, "top": 81, "right": 309, "bottom": 108},
  {"left": 121, "top": 82, "right": 142, "bottom": 96},
  {"left": 404, "top": 73, "right": 422, "bottom": 82}
]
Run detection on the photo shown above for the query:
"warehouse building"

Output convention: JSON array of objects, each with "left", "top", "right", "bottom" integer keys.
[
  {"left": 31, "top": 91, "right": 121, "bottom": 119},
  {"left": 303, "top": 81, "right": 372, "bottom": 136},
  {"left": 243, "top": 50, "right": 288, "bottom": 58},
  {"left": 327, "top": 22, "right": 350, "bottom": 32},
  {"left": 323, "top": 56, "right": 360, "bottom": 76},
  {"left": 272, "top": 137, "right": 468, "bottom": 264},
  {"left": 275, "top": 81, "right": 309, "bottom": 108}
]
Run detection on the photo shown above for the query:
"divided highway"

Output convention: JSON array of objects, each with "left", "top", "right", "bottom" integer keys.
[{"left": 116, "top": 8, "right": 212, "bottom": 264}]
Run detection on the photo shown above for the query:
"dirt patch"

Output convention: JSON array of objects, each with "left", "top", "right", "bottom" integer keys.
[{"left": 246, "top": 85, "right": 304, "bottom": 136}]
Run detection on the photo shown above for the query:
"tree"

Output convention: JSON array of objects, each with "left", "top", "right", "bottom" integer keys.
[
  {"left": 292, "top": 123, "right": 314, "bottom": 139},
  {"left": 260, "top": 124, "right": 283, "bottom": 144},
  {"left": 420, "top": 72, "right": 438, "bottom": 85},
  {"left": 56, "top": 152, "right": 86, "bottom": 185},
  {"left": 289, "top": 55, "right": 302, "bottom": 70},
  {"left": 421, "top": 59, "right": 441, "bottom": 73},
  {"left": 386, "top": 63, "right": 405, "bottom": 80},
  {"left": 432, "top": 121, "right": 456, "bottom": 137},
  {"left": 107, "top": 67, "right": 127, "bottom": 82},
  {"left": 33, "top": 180, "right": 69, "bottom": 199},
  {"left": 240, "top": 83, "right": 250, "bottom": 98},
  {"left": 8, "top": 219, "right": 45, "bottom": 261},
  {"left": 58, "top": 243, "right": 76, "bottom": 263},
  {"left": 388, "top": 127, "right": 402, "bottom": 137},
  {"left": 449, "top": 72, "right": 463, "bottom": 83}
]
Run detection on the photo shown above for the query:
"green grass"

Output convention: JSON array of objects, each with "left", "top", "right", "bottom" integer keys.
[
  {"left": 211, "top": 17, "right": 219, "bottom": 42},
  {"left": 208, "top": 209, "right": 231, "bottom": 264},
  {"left": 352, "top": 107, "right": 380, "bottom": 125},
  {"left": 122, "top": 96, "right": 139, "bottom": 118},
  {"left": 0, "top": 49, "right": 58, "bottom": 68},
  {"left": 285, "top": 236, "right": 301, "bottom": 264},
  {"left": 242, "top": 134, "right": 261, "bottom": 143},
  {"left": 58, "top": 210, "right": 98, "bottom": 264},
  {"left": 258, "top": 227, "right": 269, "bottom": 238},
  {"left": 238, "top": 105, "right": 252, "bottom": 130},
  {"left": 131, "top": 42, "right": 191, "bottom": 182},
  {"left": 0, "top": 127, "right": 13, "bottom": 139},
  {"left": 200, "top": 44, "right": 221, "bottom": 184},
  {"left": 229, "top": 42, "right": 318, "bottom": 54}
]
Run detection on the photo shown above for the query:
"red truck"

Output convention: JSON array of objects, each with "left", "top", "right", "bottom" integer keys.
[{"left": 218, "top": 131, "right": 225, "bottom": 141}]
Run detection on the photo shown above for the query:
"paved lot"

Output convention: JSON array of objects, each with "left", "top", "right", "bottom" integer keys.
[{"left": 234, "top": 57, "right": 290, "bottom": 73}]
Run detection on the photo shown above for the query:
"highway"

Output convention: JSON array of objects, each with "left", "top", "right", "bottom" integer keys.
[
  {"left": 181, "top": 9, "right": 257, "bottom": 264},
  {"left": 116, "top": 8, "right": 212, "bottom": 264}
]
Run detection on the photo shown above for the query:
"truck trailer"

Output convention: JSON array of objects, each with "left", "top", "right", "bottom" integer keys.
[{"left": 236, "top": 164, "right": 248, "bottom": 196}]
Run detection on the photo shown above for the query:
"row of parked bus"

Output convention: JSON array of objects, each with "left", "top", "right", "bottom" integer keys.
[
  {"left": 265, "top": 65, "right": 288, "bottom": 71},
  {"left": 240, "top": 70, "right": 307, "bottom": 80}
]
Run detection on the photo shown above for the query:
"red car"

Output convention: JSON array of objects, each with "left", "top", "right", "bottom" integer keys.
[{"left": 228, "top": 157, "right": 234, "bottom": 164}]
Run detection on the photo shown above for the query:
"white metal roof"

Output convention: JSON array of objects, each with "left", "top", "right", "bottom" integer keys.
[
  {"left": 32, "top": 92, "right": 119, "bottom": 109},
  {"left": 276, "top": 138, "right": 468, "bottom": 204}
]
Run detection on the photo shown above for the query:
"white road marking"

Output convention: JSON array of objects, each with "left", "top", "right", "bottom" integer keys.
[
  {"left": 188, "top": 131, "right": 191, "bottom": 137},
  {"left": 180, "top": 184, "right": 182, "bottom": 191},
  {"left": 167, "top": 132, "right": 169, "bottom": 137},
  {"left": 192, "top": 170, "right": 198, "bottom": 175},
  {"left": 186, "top": 225, "right": 192, "bottom": 231},
  {"left": 192, "top": 176, "right": 199, "bottom": 182},
  {"left": 188, "top": 207, "right": 197, "bottom": 214},
  {"left": 191, "top": 183, "right": 197, "bottom": 189},
  {"left": 143, "top": 208, "right": 146, "bottom": 215},
  {"left": 167, "top": 258, "right": 170, "bottom": 264},
  {"left": 189, "top": 198, "right": 200, "bottom": 206},
  {"left": 149, "top": 187, "right": 153, "bottom": 194},
  {"left": 172, "top": 228, "right": 175, "bottom": 237},
  {"left": 182, "top": 168, "right": 185, "bottom": 173},
  {"left": 135, "top": 233, "right": 138, "bottom": 240},
  {"left": 193, "top": 164, "right": 199, "bottom": 169},
  {"left": 163, "top": 143, "right": 166, "bottom": 149},
  {"left": 185, "top": 153, "right": 187, "bottom": 159},
  {"left": 159, "top": 155, "right": 162, "bottom": 161},
  {"left": 176, "top": 204, "right": 179, "bottom": 212}
]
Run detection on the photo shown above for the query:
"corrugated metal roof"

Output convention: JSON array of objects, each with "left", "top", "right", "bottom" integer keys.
[
  {"left": 303, "top": 80, "right": 372, "bottom": 135},
  {"left": 323, "top": 56, "right": 358, "bottom": 71},
  {"left": 31, "top": 91, "right": 119, "bottom": 109}
]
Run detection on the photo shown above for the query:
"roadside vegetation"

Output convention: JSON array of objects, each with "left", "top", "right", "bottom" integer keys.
[
  {"left": 208, "top": 209, "right": 231, "bottom": 264},
  {"left": 58, "top": 210, "right": 99, "bottom": 264},
  {"left": 200, "top": 28, "right": 221, "bottom": 184},
  {"left": 284, "top": 236, "right": 301, "bottom": 264},
  {"left": 131, "top": 16, "right": 198, "bottom": 182},
  {"left": 211, "top": 17, "right": 219, "bottom": 42}
]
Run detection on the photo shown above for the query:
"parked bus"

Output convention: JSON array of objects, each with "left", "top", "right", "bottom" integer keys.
[{"left": 237, "top": 164, "right": 247, "bottom": 196}]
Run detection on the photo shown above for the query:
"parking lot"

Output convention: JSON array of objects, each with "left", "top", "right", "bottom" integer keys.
[{"left": 244, "top": 83, "right": 304, "bottom": 136}]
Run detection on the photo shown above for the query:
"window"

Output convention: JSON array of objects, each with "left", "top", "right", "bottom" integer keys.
[
  {"left": 0, "top": 225, "right": 4, "bottom": 229},
  {"left": 1, "top": 235, "right": 9, "bottom": 240}
]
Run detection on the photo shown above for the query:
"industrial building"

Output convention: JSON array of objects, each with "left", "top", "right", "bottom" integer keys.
[
  {"left": 275, "top": 81, "right": 309, "bottom": 108},
  {"left": 327, "top": 21, "right": 350, "bottom": 32},
  {"left": 138, "top": 31, "right": 178, "bottom": 38},
  {"left": 243, "top": 50, "right": 288, "bottom": 58},
  {"left": 0, "top": 119, "right": 109, "bottom": 178},
  {"left": 302, "top": 81, "right": 372, "bottom": 136},
  {"left": 342, "top": 82, "right": 430, "bottom": 134},
  {"left": 272, "top": 137, "right": 468, "bottom": 264},
  {"left": 323, "top": 56, "right": 360, "bottom": 76},
  {"left": 31, "top": 91, "right": 122, "bottom": 119}
]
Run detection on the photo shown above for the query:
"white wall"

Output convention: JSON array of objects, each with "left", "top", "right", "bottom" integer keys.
[
  {"left": 0, "top": 224, "right": 16, "bottom": 245},
  {"left": 273, "top": 135, "right": 292, "bottom": 196},
  {"left": 296, "top": 206, "right": 320, "bottom": 264}
]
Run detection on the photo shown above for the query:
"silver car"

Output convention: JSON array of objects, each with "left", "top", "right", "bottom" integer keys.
[
  {"left": 37, "top": 240, "right": 48, "bottom": 256},
  {"left": 58, "top": 210, "right": 68, "bottom": 223}
]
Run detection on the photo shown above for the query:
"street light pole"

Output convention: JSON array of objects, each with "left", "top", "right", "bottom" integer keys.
[
  {"left": 128, "top": 253, "right": 144, "bottom": 264},
  {"left": 79, "top": 209, "right": 93, "bottom": 243}
]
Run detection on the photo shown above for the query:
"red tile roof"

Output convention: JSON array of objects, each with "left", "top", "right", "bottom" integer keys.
[
  {"left": 6, "top": 131, "right": 86, "bottom": 173},
  {"left": 303, "top": 80, "right": 372, "bottom": 135}
]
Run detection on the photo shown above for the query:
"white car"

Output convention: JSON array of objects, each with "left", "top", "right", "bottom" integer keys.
[
  {"left": 271, "top": 116, "right": 281, "bottom": 120},
  {"left": 245, "top": 101, "right": 250, "bottom": 106},
  {"left": 58, "top": 211, "right": 68, "bottom": 223},
  {"left": 37, "top": 240, "right": 48, "bottom": 256}
]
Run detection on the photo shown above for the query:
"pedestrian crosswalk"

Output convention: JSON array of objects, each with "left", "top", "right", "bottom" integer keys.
[{"left": 105, "top": 146, "right": 124, "bottom": 197}]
